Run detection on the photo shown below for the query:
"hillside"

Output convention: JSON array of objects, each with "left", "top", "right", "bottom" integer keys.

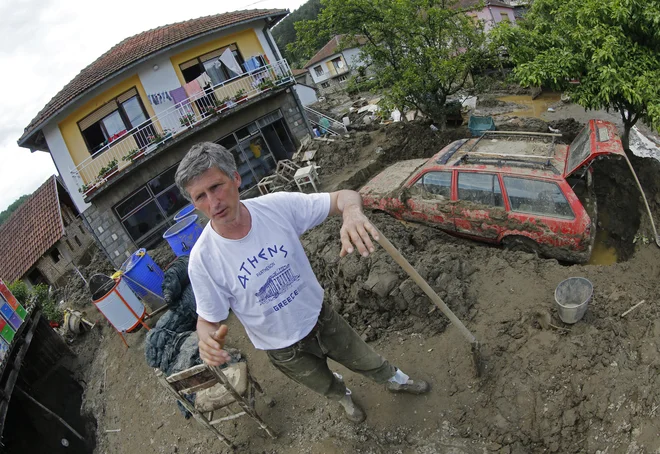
[{"left": 272, "top": 0, "right": 322, "bottom": 67}]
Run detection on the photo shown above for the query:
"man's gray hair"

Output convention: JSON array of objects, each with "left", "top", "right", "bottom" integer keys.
[{"left": 175, "top": 142, "right": 237, "bottom": 201}]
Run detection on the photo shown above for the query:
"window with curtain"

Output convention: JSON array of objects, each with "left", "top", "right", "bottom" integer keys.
[{"left": 180, "top": 44, "right": 246, "bottom": 85}]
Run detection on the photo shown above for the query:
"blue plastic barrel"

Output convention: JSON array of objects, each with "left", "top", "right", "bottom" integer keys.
[
  {"left": 173, "top": 204, "right": 195, "bottom": 222},
  {"left": 163, "top": 215, "right": 204, "bottom": 256},
  {"left": 121, "top": 248, "right": 164, "bottom": 300}
]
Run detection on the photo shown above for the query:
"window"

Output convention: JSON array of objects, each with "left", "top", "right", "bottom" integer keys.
[
  {"left": 50, "top": 247, "right": 62, "bottom": 263},
  {"left": 566, "top": 126, "right": 592, "bottom": 175},
  {"left": 503, "top": 177, "right": 574, "bottom": 219},
  {"left": 321, "top": 82, "right": 330, "bottom": 89},
  {"left": 314, "top": 65, "right": 324, "bottom": 76},
  {"left": 78, "top": 88, "right": 151, "bottom": 154},
  {"left": 331, "top": 57, "right": 345, "bottom": 73},
  {"left": 457, "top": 173, "right": 503, "bottom": 207},
  {"left": 337, "top": 75, "right": 348, "bottom": 82},
  {"left": 414, "top": 171, "right": 452, "bottom": 198},
  {"left": 79, "top": 225, "right": 86, "bottom": 235},
  {"left": 114, "top": 164, "right": 189, "bottom": 246},
  {"left": 74, "top": 236, "right": 82, "bottom": 247},
  {"left": 180, "top": 43, "right": 246, "bottom": 85},
  {"left": 499, "top": 12, "right": 511, "bottom": 22}
]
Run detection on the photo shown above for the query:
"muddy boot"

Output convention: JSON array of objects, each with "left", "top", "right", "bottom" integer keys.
[
  {"left": 338, "top": 389, "right": 366, "bottom": 423},
  {"left": 386, "top": 378, "right": 431, "bottom": 394}
]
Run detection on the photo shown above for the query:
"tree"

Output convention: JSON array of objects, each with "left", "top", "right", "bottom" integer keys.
[
  {"left": 493, "top": 0, "right": 660, "bottom": 151},
  {"left": 292, "top": 0, "right": 491, "bottom": 127},
  {"left": 271, "top": 0, "right": 324, "bottom": 67},
  {"left": 0, "top": 194, "right": 30, "bottom": 226}
]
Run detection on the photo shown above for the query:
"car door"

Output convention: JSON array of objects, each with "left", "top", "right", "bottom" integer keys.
[
  {"left": 402, "top": 171, "right": 456, "bottom": 232},
  {"left": 453, "top": 172, "right": 507, "bottom": 241}
]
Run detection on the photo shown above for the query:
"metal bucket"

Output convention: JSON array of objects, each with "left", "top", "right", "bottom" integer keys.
[{"left": 554, "top": 277, "right": 593, "bottom": 324}]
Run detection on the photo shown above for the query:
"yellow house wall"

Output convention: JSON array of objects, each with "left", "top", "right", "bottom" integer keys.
[
  {"left": 59, "top": 75, "right": 156, "bottom": 166},
  {"left": 170, "top": 29, "right": 265, "bottom": 86}
]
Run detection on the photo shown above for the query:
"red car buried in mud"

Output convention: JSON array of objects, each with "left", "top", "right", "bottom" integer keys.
[{"left": 360, "top": 120, "right": 627, "bottom": 263}]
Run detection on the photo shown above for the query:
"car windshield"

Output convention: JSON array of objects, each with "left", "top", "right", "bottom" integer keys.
[{"left": 566, "top": 126, "right": 592, "bottom": 174}]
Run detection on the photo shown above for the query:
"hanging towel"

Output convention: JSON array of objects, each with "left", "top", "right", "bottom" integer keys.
[
  {"left": 244, "top": 56, "right": 260, "bottom": 73},
  {"left": 170, "top": 87, "right": 189, "bottom": 106},
  {"left": 183, "top": 80, "right": 202, "bottom": 98},
  {"left": 220, "top": 48, "right": 244, "bottom": 77},
  {"left": 195, "top": 72, "right": 212, "bottom": 88}
]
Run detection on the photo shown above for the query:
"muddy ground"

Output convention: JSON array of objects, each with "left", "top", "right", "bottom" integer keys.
[{"left": 64, "top": 104, "right": 660, "bottom": 454}]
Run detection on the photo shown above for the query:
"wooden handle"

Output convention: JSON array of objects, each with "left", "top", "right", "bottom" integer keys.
[{"left": 374, "top": 227, "right": 477, "bottom": 345}]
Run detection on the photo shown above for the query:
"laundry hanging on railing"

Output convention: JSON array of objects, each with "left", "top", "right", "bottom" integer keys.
[
  {"left": 195, "top": 72, "right": 212, "bottom": 88},
  {"left": 220, "top": 48, "right": 244, "bottom": 77},
  {"left": 170, "top": 87, "right": 191, "bottom": 109},
  {"left": 148, "top": 91, "right": 173, "bottom": 106},
  {"left": 244, "top": 56, "right": 261, "bottom": 73},
  {"left": 183, "top": 80, "right": 203, "bottom": 98}
]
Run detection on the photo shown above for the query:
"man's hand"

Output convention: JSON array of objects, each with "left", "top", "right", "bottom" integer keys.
[
  {"left": 339, "top": 204, "right": 380, "bottom": 258},
  {"left": 199, "top": 324, "right": 231, "bottom": 366}
]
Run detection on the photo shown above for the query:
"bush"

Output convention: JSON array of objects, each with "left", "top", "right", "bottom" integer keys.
[
  {"left": 8, "top": 281, "right": 28, "bottom": 305},
  {"left": 7, "top": 281, "right": 62, "bottom": 324}
]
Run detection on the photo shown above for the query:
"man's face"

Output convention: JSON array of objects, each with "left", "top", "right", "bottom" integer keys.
[{"left": 187, "top": 167, "right": 242, "bottom": 227}]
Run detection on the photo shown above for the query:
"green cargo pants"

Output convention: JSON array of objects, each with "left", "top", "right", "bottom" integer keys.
[{"left": 266, "top": 302, "right": 396, "bottom": 401}]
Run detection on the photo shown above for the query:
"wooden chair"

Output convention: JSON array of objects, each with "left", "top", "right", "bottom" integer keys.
[{"left": 156, "top": 362, "right": 276, "bottom": 450}]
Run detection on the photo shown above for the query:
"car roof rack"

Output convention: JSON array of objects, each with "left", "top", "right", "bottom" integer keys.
[{"left": 456, "top": 153, "right": 560, "bottom": 174}]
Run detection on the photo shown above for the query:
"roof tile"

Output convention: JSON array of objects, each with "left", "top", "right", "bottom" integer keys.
[
  {"left": 0, "top": 177, "right": 64, "bottom": 283},
  {"left": 19, "top": 9, "right": 287, "bottom": 144}
]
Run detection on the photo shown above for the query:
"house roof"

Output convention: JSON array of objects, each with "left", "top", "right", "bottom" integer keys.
[
  {"left": 304, "top": 35, "right": 367, "bottom": 69},
  {"left": 458, "top": 0, "right": 514, "bottom": 9},
  {"left": 0, "top": 177, "right": 65, "bottom": 283},
  {"left": 18, "top": 9, "right": 288, "bottom": 146},
  {"left": 292, "top": 68, "right": 308, "bottom": 76}
]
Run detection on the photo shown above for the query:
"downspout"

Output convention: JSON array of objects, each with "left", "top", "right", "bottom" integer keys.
[{"left": 263, "top": 26, "right": 283, "bottom": 62}]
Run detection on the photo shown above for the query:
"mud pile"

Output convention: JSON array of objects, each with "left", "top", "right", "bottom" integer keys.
[{"left": 303, "top": 213, "right": 476, "bottom": 341}]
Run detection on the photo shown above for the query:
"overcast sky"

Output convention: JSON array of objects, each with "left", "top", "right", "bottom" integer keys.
[{"left": 0, "top": 0, "right": 305, "bottom": 212}]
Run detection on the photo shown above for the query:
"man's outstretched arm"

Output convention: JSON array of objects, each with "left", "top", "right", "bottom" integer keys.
[
  {"left": 329, "top": 190, "right": 380, "bottom": 258},
  {"left": 197, "top": 317, "right": 231, "bottom": 366}
]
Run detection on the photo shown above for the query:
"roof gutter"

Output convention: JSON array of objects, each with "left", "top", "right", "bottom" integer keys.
[{"left": 18, "top": 11, "right": 288, "bottom": 149}]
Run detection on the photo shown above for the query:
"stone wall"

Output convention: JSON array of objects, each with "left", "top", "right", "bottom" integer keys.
[{"left": 82, "top": 90, "right": 312, "bottom": 267}]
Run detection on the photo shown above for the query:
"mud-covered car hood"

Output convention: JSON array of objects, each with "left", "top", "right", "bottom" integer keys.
[{"left": 360, "top": 158, "right": 428, "bottom": 198}]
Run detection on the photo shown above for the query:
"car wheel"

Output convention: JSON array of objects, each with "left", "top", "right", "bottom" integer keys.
[{"left": 502, "top": 236, "right": 540, "bottom": 255}]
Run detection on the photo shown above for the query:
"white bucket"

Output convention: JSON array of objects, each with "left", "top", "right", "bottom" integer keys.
[
  {"left": 554, "top": 277, "right": 593, "bottom": 324},
  {"left": 92, "top": 276, "right": 146, "bottom": 333}
]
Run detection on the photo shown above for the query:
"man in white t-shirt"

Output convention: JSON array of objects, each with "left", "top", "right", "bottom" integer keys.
[{"left": 175, "top": 142, "right": 430, "bottom": 423}]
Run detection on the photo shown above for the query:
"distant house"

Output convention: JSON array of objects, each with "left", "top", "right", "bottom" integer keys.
[
  {"left": 0, "top": 176, "right": 95, "bottom": 288},
  {"left": 292, "top": 68, "right": 313, "bottom": 86},
  {"left": 17, "top": 9, "right": 315, "bottom": 268},
  {"left": 304, "top": 35, "right": 368, "bottom": 95},
  {"left": 291, "top": 68, "right": 318, "bottom": 106},
  {"left": 460, "top": 0, "right": 516, "bottom": 32}
]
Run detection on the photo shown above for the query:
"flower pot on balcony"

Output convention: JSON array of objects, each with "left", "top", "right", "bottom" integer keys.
[
  {"left": 234, "top": 95, "right": 248, "bottom": 104},
  {"left": 130, "top": 151, "right": 146, "bottom": 162},
  {"left": 101, "top": 167, "right": 118, "bottom": 180}
]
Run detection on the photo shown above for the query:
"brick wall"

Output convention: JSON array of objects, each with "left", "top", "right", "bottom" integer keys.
[{"left": 82, "top": 90, "right": 312, "bottom": 267}]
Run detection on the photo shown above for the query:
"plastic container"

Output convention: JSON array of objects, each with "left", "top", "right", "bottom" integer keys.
[
  {"left": 90, "top": 274, "right": 146, "bottom": 333},
  {"left": 173, "top": 204, "right": 195, "bottom": 222},
  {"left": 554, "top": 277, "right": 593, "bottom": 324},
  {"left": 163, "top": 215, "right": 204, "bottom": 257},
  {"left": 0, "top": 280, "right": 27, "bottom": 320},
  {"left": 121, "top": 249, "right": 164, "bottom": 306},
  {"left": 0, "top": 318, "right": 15, "bottom": 344},
  {"left": 468, "top": 115, "right": 496, "bottom": 137}
]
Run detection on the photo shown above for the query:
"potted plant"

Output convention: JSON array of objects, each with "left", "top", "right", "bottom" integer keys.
[
  {"left": 98, "top": 158, "right": 119, "bottom": 180},
  {"left": 80, "top": 180, "right": 100, "bottom": 197},
  {"left": 179, "top": 113, "right": 196, "bottom": 127},
  {"left": 123, "top": 148, "right": 144, "bottom": 162},
  {"left": 258, "top": 79, "right": 275, "bottom": 92},
  {"left": 233, "top": 89, "right": 248, "bottom": 103}
]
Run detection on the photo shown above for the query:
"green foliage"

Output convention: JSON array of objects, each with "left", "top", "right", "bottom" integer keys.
[
  {"left": 7, "top": 280, "right": 28, "bottom": 305},
  {"left": 0, "top": 194, "right": 30, "bottom": 226},
  {"left": 492, "top": 0, "right": 660, "bottom": 150},
  {"left": 271, "top": 0, "right": 324, "bottom": 66},
  {"left": 293, "top": 0, "right": 492, "bottom": 126},
  {"left": 8, "top": 281, "right": 62, "bottom": 323}
]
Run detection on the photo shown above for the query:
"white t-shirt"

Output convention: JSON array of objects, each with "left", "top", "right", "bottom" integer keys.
[{"left": 188, "top": 192, "right": 331, "bottom": 350}]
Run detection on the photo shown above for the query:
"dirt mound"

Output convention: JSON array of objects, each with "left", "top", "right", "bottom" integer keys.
[
  {"left": 303, "top": 213, "right": 476, "bottom": 341},
  {"left": 548, "top": 118, "right": 584, "bottom": 143},
  {"left": 59, "top": 248, "right": 115, "bottom": 310}
]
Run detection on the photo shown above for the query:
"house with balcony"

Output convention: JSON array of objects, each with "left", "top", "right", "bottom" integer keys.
[
  {"left": 460, "top": 0, "right": 516, "bottom": 32},
  {"left": 18, "top": 9, "right": 313, "bottom": 267},
  {"left": 304, "top": 35, "right": 368, "bottom": 96}
]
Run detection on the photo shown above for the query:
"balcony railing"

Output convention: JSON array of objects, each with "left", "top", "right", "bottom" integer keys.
[{"left": 72, "top": 60, "right": 294, "bottom": 196}]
